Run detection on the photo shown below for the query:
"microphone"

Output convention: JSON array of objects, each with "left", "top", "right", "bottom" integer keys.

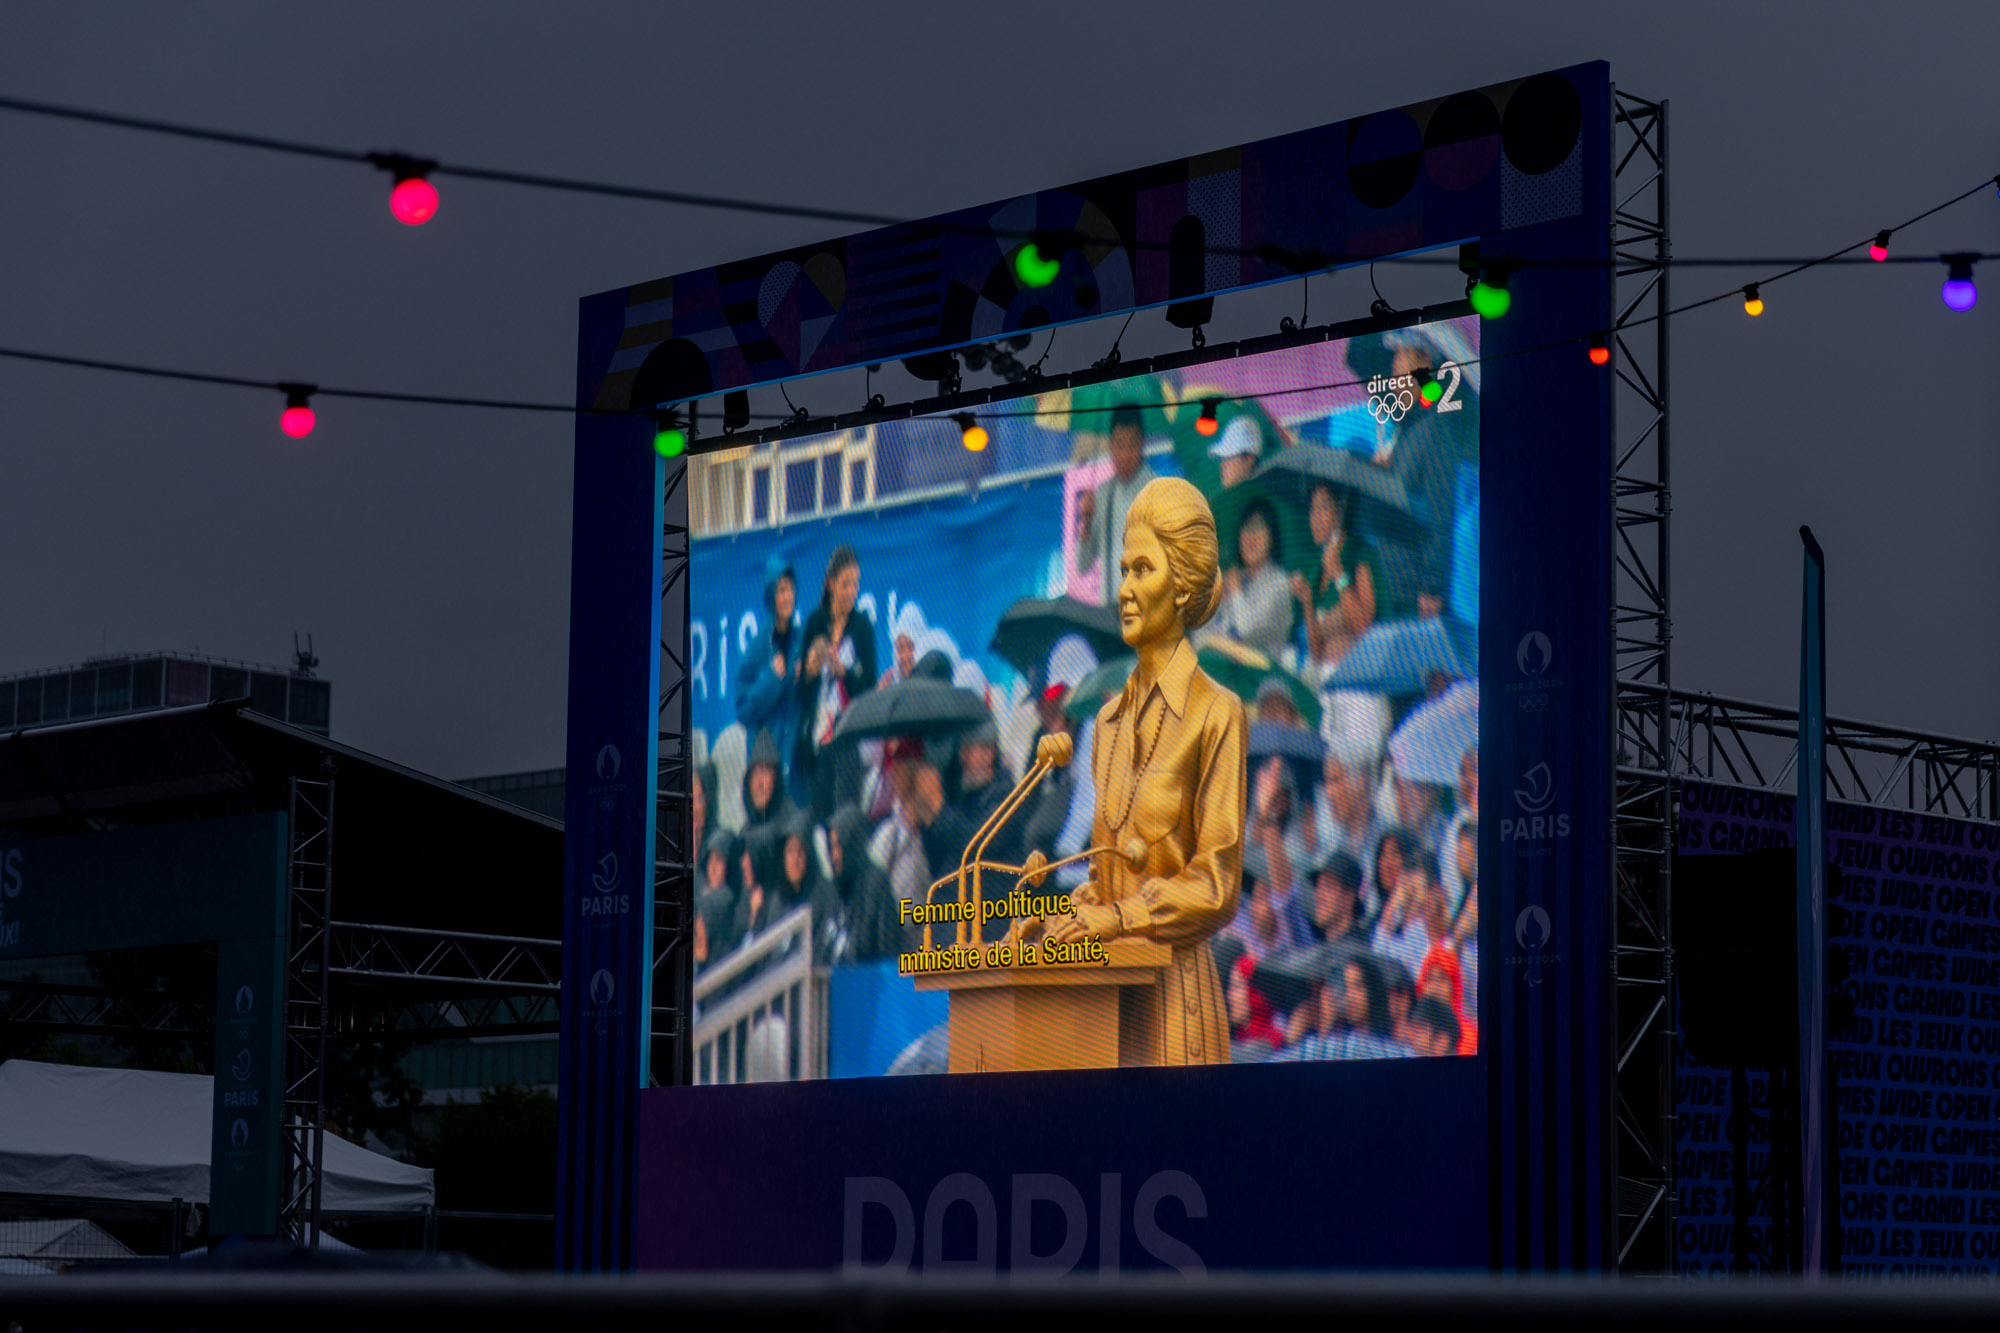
[{"left": 919, "top": 728, "right": 1076, "bottom": 949}]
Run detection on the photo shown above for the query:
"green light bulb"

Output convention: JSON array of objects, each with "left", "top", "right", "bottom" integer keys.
[
  {"left": 1014, "top": 243, "right": 1061, "bottom": 289},
  {"left": 1420, "top": 379, "right": 1443, "bottom": 405},
  {"left": 654, "top": 427, "right": 687, "bottom": 458},
  {"left": 1469, "top": 281, "right": 1511, "bottom": 319}
]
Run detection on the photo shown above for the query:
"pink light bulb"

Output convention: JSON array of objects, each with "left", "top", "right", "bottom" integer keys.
[{"left": 389, "top": 177, "right": 439, "bottom": 227}]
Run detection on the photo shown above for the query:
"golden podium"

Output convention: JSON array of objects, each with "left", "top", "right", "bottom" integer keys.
[
  {"left": 913, "top": 936, "right": 1173, "bottom": 1072},
  {"left": 913, "top": 734, "right": 1174, "bottom": 1073}
]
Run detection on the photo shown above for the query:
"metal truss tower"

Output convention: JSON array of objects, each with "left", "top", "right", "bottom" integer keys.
[
  {"left": 652, "top": 459, "right": 695, "bottom": 1085},
  {"left": 1608, "top": 89, "right": 1675, "bottom": 1273},
  {"left": 280, "top": 769, "right": 334, "bottom": 1244}
]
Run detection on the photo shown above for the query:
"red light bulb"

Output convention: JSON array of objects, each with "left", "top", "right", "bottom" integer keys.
[
  {"left": 1868, "top": 230, "right": 1891, "bottom": 262},
  {"left": 389, "top": 176, "right": 439, "bottom": 226},
  {"left": 1588, "top": 344, "right": 1611, "bottom": 366},
  {"left": 280, "top": 405, "right": 316, "bottom": 438}
]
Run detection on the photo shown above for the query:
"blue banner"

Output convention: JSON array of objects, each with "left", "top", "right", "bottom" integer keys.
[
  {"left": 691, "top": 472, "right": 1068, "bottom": 747},
  {"left": 556, "top": 340, "right": 666, "bottom": 1270},
  {"left": 211, "top": 933, "right": 286, "bottom": 1236}
]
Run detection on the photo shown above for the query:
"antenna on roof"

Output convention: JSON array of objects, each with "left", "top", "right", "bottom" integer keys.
[{"left": 292, "top": 632, "right": 319, "bottom": 678}]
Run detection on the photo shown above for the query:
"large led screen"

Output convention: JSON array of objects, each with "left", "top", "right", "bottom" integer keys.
[{"left": 687, "top": 316, "right": 1481, "bottom": 1081}]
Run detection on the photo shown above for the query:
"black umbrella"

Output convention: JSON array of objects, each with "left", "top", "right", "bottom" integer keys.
[
  {"left": 829, "top": 676, "right": 988, "bottom": 743},
  {"left": 1063, "top": 655, "right": 1136, "bottom": 722},
  {"left": 989, "top": 596, "right": 1126, "bottom": 684},
  {"left": 1248, "top": 944, "right": 1332, "bottom": 1014},
  {"left": 1251, "top": 445, "right": 1421, "bottom": 519},
  {"left": 1251, "top": 939, "right": 1374, "bottom": 1015}
]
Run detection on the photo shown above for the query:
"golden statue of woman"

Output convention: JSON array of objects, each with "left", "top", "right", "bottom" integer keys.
[{"left": 1024, "top": 476, "right": 1245, "bottom": 1066}]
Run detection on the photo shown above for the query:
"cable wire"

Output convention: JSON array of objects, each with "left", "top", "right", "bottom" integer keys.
[
  {"left": 0, "top": 173, "right": 1991, "bottom": 435},
  {"left": 5, "top": 91, "right": 1991, "bottom": 272}
]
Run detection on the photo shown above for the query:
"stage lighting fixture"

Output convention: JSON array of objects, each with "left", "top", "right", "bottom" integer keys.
[
  {"left": 1195, "top": 400, "right": 1220, "bottom": 436},
  {"left": 1742, "top": 284, "right": 1764, "bottom": 317},
  {"left": 1869, "top": 230, "right": 1891, "bottom": 262},
  {"left": 723, "top": 390, "right": 750, "bottom": 434},
  {"left": 952, "top": 412, "right": 988, "bottom": 452},
  {"left": 903, "top": 351, "right": 959, "bottom": 384},
  {"left": 278, "top": 384, "right": 317, "bottom": 439},
  {"left": 1942, "top": 255, "right": 1978, "bottom": 312}
]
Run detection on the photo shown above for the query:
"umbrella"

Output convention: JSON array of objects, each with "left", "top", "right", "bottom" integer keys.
[
  {"left": 1064, "top": 655, "right": 1135, "bottom": 722},
  {"left": 1323, "top": 617, "right": 1475, "bottom": 697},
  {"left": 1249, "top": 721, "right": 1326, "bottom": 799},
  {"left": 1387, "top": 680, "right": 1478, "bottom": 787},
  {"left": 989, "top": 596, "right": 1126, "bottom": 684},
  {"left": 1252, "top": 445, "right": 1421, "bottom": 519},
  {"left": 1059, "top": 645, "right": 1321, "bottom": 730},
  {"left": 1164, "top": 395, "right": 1290, "bottom": 536},
  {"left": 830, "top": 676, "right": 989, "bottom": 743},
  {"left": 1248, "top": 721, "right": 1325, "bottom": 765},
  {"left": 1210, "top": 480, "right": 1311, "bottom": 579},
  {"left": 1196, "top": 641, "right": 1321, "bottom": 731},
  {"left": 1248, "top": 943, "right": 1333, "bottom": 1014},
  {"left": 1251, "top": 443, "right": 1432, "bottom": 553}
]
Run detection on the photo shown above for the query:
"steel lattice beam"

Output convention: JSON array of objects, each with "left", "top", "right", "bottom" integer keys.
[
  {"left": 326, "top": 922, "right": 560, "bottom": 994},
  {"left": 1634, "top": 682, "right": 2000, "bottom": 820},
  {"left": 653, "top": 459, "right": 694, "bottom": 1085},
  {"left": 280, "top": 772, "right": 333, "bottom": 1245},
  {"left": 0, "top": 983, "right": 209, "bottom": 1040},
  {"left": 1610, "top": 86, "right": 1676, "bottom": 1275}
]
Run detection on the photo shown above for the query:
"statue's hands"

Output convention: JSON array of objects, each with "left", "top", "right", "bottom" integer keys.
[
  {"left": 1003, "top": 913, "right": 1045, "bottom": 946},
  {"left": 1046, "top": 900, "right": 1119, "bottom": 944}
]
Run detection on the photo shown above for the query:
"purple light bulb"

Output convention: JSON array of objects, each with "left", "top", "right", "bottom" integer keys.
[{"left": 1942, "top": 257, "right": 1978, "bottom": 312}]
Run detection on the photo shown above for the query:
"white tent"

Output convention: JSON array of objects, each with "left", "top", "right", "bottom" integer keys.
[
  {"left": 0, "top": 1060, "right": 433, "bottom": 1214},
  {"left": 0, "top": 1218, "right": 136, "bottom": 1265}
]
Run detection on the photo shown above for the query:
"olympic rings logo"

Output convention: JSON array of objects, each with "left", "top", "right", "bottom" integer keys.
[{"left": 1367, "top": 390, "right": 1415, "bottom": 424}]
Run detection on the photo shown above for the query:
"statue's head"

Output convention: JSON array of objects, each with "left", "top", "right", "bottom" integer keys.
[{"left": 1119, "top": 477, "right": 1222, "bottom": 647}]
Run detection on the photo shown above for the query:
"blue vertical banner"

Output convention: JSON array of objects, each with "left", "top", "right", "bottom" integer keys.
[
  {"left": 1797, "top": 525, "right": 1827, "bottom": 1272},
  {"left": 557, "top": 292, "right": 666, "bottom": 1271},
  {"left": 1481, "top": 81, "right": 1615, "bottom": 1269},
  {"left": 210, "top": 934, "right": 286, "bottom": 1236}
]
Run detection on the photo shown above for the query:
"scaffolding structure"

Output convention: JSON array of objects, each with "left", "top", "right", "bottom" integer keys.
[
  {"left": 280, "top": 771, "right": 334, "bottom": 1244},
  {"left": 1608, "top": 86, "right": 1675, "bottom": 1273},
  {"left": 652, "top": 460, "right": 696, "bottom": 1087}
]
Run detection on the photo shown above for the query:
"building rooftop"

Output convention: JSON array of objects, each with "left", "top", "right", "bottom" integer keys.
[{"left": 0, "top": 650, "right": 329, "bottom": 737}]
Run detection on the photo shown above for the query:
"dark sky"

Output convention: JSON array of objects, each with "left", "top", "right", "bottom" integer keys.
[{"left": 2, "top": 1, "right": 1995, "bottom": 779}]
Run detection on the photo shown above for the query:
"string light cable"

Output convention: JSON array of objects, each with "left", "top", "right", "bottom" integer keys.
[
  {"left": 3, "top": 91, "right": 1993, "bottom": 278},
  {"left": 0, "top": 173, "right": 1990, "bottom": 439}
]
